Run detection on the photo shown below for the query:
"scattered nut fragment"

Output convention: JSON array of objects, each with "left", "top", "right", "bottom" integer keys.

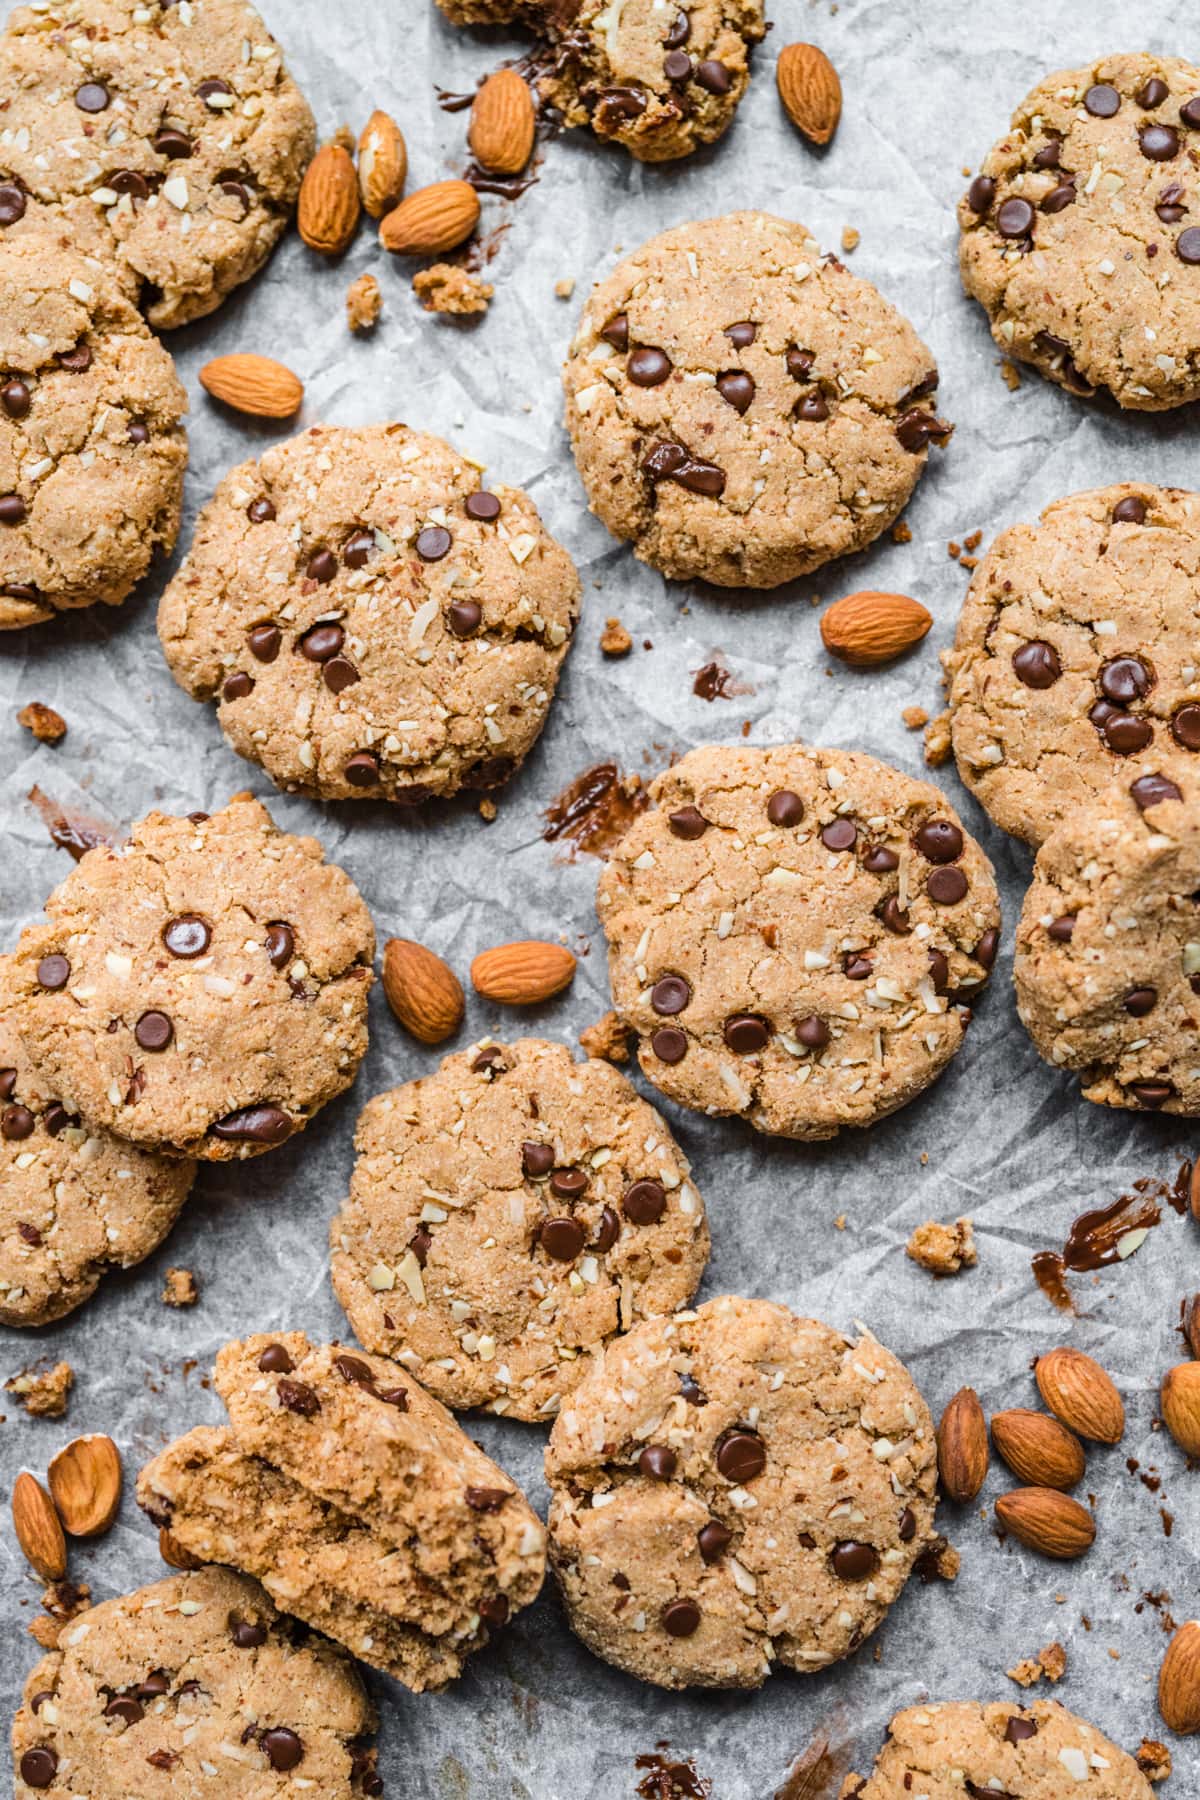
[
  {"left": 923, "top": 710, "right": 953, "bottom": 767},
  {"left": 298, "top": 141, "right": 361, "bottom": 256},
  {"left": 358, "top": 108, "right": 407, "bottom": 217},
  {"left": 346, "top": 271, "right": 382, "bottom": 333},
  {"left": 11, "top": 1470, "right": 67, "bottom": 1581},
  {"left": 471, "top": 940, "right": 576, "bottom": 1005},
  {"left": 17, "top": 702, "right": 66, "bottom": 743},
  {"left": 1035, "top": 1346, "right": 1125, "bottom": 1444},
  {"left": 162, "top": 1267, "right": 199, "bottom": 1308},
  {"left": 555, "top": 277, "right": 575, "bottom": 299},
  {"left": 776, "top": 41, "right": 842, "bottom": 145},
  {"left": 1159, "top": 1620, "right": 1200, "bottom": 1734},
  {"left": 599, "top": 616, "right": 632, "bottom": 657},
  {"left": 6, "top": 1362, "right": 74, "bottom": 1418},
  {"left": 901, "top": 704, "right": 928, "bottom": 731},
  {"left": 907, "top": 1217, "right": 976, "bottom": 1276},
  {"left": 579, "top": 1010, "right": 630, "bottom": 1064},
  {"left": 1136, "top": 1740, "right": 1172, "bottom": 1782},
  {"left": 1161, "top": 1361, "right": 1200, "bottom": 1458},
  {"left": 413, "top": 263, "right": 492, "bottom": 316},
  {"left": 840, "top": 225, "right": 860, "bottom": 253},
  {"left": 382, "top": 937, "right": 465, "bottom": 1045},
  {"left": 1007, "top": 1641, "right": 1067, "bottom": 1686},
  {"left": 47, "top": 1435, "right": 122, "bottom": 1537},
  {"left": 937, "top": 1386, "right": 989, "bottom": 1503}
]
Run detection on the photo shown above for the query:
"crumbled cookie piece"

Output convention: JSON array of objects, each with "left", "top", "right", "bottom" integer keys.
[
  {"left": 162, "top": 1267, "right": 199, "bottom": 1308},
  {"left": 923, "top": 710, "right": 952, "bottom": 767},
  {"left": 478, "top": 797, "right": 498, "bottom": 823},
  {"left": 891, "top": 521, "right": 913, "bottom": 544},
  {"left": 555, "top": 277, "right": 576, "bottom": 299},
  {"left": 902, "top": 705, "right": 928, "bottom": 731},
  {"left": 413, "top": 263, "right": 493, "bottom": 316},
  {"left": 1007, "top": 1640, "right": 1067, "bottom": 1685},
  {"left": 1001, "top": 359, "right": 1022, "bottom": 391},
  {"left": 346, "top": 271, "right": 382, "bottom": 333},
  {"left": 1136, "top": 1740, "right": 1172, "bottom": 1782},
  {"left": 600, "top": 616, "right": 632, "bottom": 657},
  {"left": 841, "top": 225, "right": 860, "bottom": 252},
  {"left": 578, "top": 1010, "right": 631, "bottom": 1063},
  {"left": 17, "top": 703, "right": 66, "bottom": 743},
  {"left": 5, "top": 1360, "right": 73, "bottom": 1417},
  {"left": 906, "top": 1217, "right": 976, "bottom": 1277}
]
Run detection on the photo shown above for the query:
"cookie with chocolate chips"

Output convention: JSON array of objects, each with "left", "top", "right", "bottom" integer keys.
[
  {"left": 0, "top": 227, "right": 186, "bottom": 629},
  {"left": 331, "top": 1037, "right": 710, "bottom": 1422},
  {"left": 959, "top": 53, "right": 1200, "bottom": 408},
  {"left": 158, "top": 424, "right": 580, "bottom": 806},
  {"left": 1015, "top": 769, "right": 1200, "bottom": 1117},
  {"left": 597, "top": 743, "right": 1000, "bottom": 1139},
  {"left": 563, "top": 212, "right": 948, "bottom": 586},
  {"left": 844, "top": 1699, "right": 1154, "bottom": 1799},
  {"left": 12, "top": 1567, "right": 381, "bottom": 1798},
  {"left": 0, "top": 0, "right": 315, "bottom": 331},
  {"left": 545, "top": 1295, "right": 937, "bottom": 1690},
  {"left": 945, "top": 485, "right": 1200, "bottom": 847},
  {"left": 137, "top": 1333, "right": 547, "bottom": 1692},
  {"left": 7, "top": 794, "right": 373, "bottom": 1160}
]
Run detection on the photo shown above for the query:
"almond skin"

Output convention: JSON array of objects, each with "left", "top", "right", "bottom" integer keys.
[
  {"left": 47, "top": 1434, "right": 122, "bottom": 1537},
  {"left": 937, "top": 1386, "right": 988, "bottom": 1503},
  {"left": 1161, "top": 1362, "right": 1200, "bottom": 1458},
  {"left": 1035, "top": 1346, "right": 1125, "bottom": 1444},
  {"left": 469, "top": 69, "right": 536, "bottom": 175},
  {"left": 994, "top": 1486, "right": 1096, "bottom": 1560},
  {"left": 1160, "top": 1620, "right": 1200, "bottom": 1734},
  {"left": 199, "top": 354, "right": 303, "bottom": 420},
  {"left": 12, "top": 1471, "right": 67, "bottom": 1580},
  {"left": 358, "top": 109, "right": 407, "bottom": 218},
  {"left": 382, "top": 938, "right": 464, "bottom": 1045},
  {"left": 820, "top": 590, "right": 932, "bottom": 667},
  {"left": 776, "top": 42, "right": 842, "bottom": 146},
  {"left": 379, "top": 180, "right": 480, "bottom": 256},
  {"left": 471, "top": 940, "right": 576, "bottom": 1005},
  {"left": 159, "top": 1525, "right": 204, "bottom": 1570},
  {"left": 991, "top": 1409, "right": 1085, "bottom": 1491},
  {"left": 298, "top": 142, "right": 361, "bottom": 255}
]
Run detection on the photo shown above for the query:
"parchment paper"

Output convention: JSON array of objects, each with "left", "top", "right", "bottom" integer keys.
[{"left": 2, "top": 1, "right": 1199, "bottom": 1794}]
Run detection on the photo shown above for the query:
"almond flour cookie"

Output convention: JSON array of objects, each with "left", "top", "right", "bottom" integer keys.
[
  {"left": 12, "top": 1567, "right": 381, "bottom": 1798},
  {"left": 545, "top": 1295, "right": 937, "bottom": 1691},
  {"left": 563, "top": 213, "right": 949, "bottom": 588},
  {"left": 330, "top": 1038, "right": 710, "bottom": 1423},
  {"left": 7, "top": 795, "right": 374, "bottom": 1160},
  {"left": 0, "top": 955, "right": 195, "bottom": 1327},
  {"left": 1014, "top": 772, "right": 1200, "bottom": 1115},
  {"left": 598, "top": 743, "right": 1000, "bottom": 1139},
  {"left": 946, "top": 485, "right": 1200, "bottom": 847},
  {"left": 959, "top": 54, "right": 1200, "bottom": 410},
  {"left": 0, "top": 228, "right": 186, "bottom": 630},
  {"left": 158, "top": 425, "right": 580, "bottom": 806},
  {"left": 0, "top": 0, "right": 315, "bottom": 331},
  {"left": 137, "top": 1332, "right": 547, "bottom": 1692},
  {"left": 842, "top": 1699, "right": 1154, "bottom": 1799}
]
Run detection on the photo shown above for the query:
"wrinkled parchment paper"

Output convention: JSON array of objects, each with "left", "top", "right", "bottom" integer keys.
[{"left": 3, "top": 1, "right": 1199, "bottom": 1794}]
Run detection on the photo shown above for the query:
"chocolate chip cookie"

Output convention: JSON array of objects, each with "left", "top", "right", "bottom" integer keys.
[
  {"left": 330, "top": 1037, "right": 710, "bottom": 1422},
  {"left": 0, "top": 954, "right": 194, "bottom": 1327},
  {"left": 843, "top": 1699, "right": 1153, "bottom": 1799},
  {"left": 597, "top": 743, "right": 1000, "bottom": 1139},
  {"left": 945, "top": 485, "right": 1200, "bottom": 846},
  {"left": 0, "top": 227, "right": 186, "bottom": 630},
  {"left": 959, "top": 54, "right": 1200, "bottom": 409},
  {"left": 545, "top": 1295, "right": 937, "bottom": 1690},
  {"left": 0, "top": 0, "right": 315, "bottom": 331},
  {"left": 1014, "top": 770, "right": 1200, "bottom": 1115},
  {"left": 158, "top": 424, "right": 580, "bottom": 806},
  {"left": 7, "top": 795, "right": 374, "bottom": 1160},
  {"left": 137, "top": 1332, "right": 547, "bottom": 1692},
  {"left": 563, "top": 212, "right": 949, "bottom": 587},
  {"left": 12, "top": 1567, "right": 381, "bottom": 1797}
]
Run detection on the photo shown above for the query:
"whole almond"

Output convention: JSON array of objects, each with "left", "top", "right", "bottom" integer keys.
[
  {"left": 820, "top": 591, "right": 932, "bottom": 667},
  {"left": 471, "top": 940, "right": 576, "bottom": 1006},
  {"left": 12, "top": 1471, "right": 67, "bottom": 1580},
  {"left": 358, "top": 109, "right": 407, "bottom": 218},
  {"left": 1035, "top": 1346, "right": 1125, "bottom": 1444},
  {"left": 937, "top": 1387, "right": 989, "bottom": 1503},
  {"left": 469, "top": 69, "right": 536, "bottom": 175},
  {"left": 199, "top": 354, "right": 303, "bottom": 420},
  {"left": 1185, "top": 1293, "right": 1200, "bottom": 1361},
  {"left": 994, "top": 1486, "right": 1096, "bottom": 1560},
  {"left": 379, "top": 180, "right": 480, "bottom": 256},
  {"left": 382, "top": 938, "right": 464, "bottom": 1045},
  {"left": 1161, "top": 1362, "right": 1200, "bottom": 1458},
  {"left": 991, "top": 1409, "right": 1085, "bottom": 1491},
  {"left": 47, "top": 1435, "right": 122, "bottom": 1537},
  {"left": 1159, "top": 1621, "right": 1200, "bottom": 1734},
  {"left": 159, "top": 1525, "right": 203, "bottom": 1570},
  {"left": 777, "top": 42, "right": 842, "bottom": 146},
  {"left": 298, "top": 142, "right": 360, "bottom": 255}
]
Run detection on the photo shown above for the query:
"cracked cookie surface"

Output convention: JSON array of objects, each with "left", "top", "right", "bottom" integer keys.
[
  {"left": 0, "top": 0, "right": 315, "bottom": 331},
  {"left": 545, "top": 1295, "right": 937, "bottom": 1690},
  {"left": 1015, "top": 771, "right": 1200, "bottom": 1116},
  {"left": 158, "top": 424, "right": 580, "bottom": 806},
  {"left": 958, "top": 53, "right": 1200, "bottom": 409},
  {"left": 0, "top": 228, "right": 186, "bottom": 629},
  {"left": 563, "top": 212, "right": 948, "bottom": 588},
  {"left": 844, "top": 1699, "right": 1153, "bottom": 1799},
  {"left": 946, "top": 485, "right": 1200, "bottom": 847},
  {"left": 597, "top": 743, "right": 999, "bottom": 1139},
  {"left": 330, "top": 1037, "right": 710, "bottom": 1422},
  {"left": 0, "top": 954, "right": 194, "bottom": 1327},
  {"left": 137, "top": 1332, "right": 547, "bottom": 1691},
  {"left": 12, "top": 1567, "right": 380, "bottom": 1799},
  {"left": 7, "top": 795, "right": 374, "bottom": 1160}
]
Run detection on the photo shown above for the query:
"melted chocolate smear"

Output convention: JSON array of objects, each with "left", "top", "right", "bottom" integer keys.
[
  {"left": 464, "top": 160, "right": 539, "bottom": 199},
  {"left": 28, "top": 786, "right": 118, "bottom": 861},
  {"left": 1032, "top": 1165, "right": 1189, "bottom": 1310},
  {"left": 774, "top": 1734, "right": 850, "bottom": 1800},
  {"left": 436, "top": 86, "right": 476, "bottom": 113},
  {"left": 635, "top": 1748, "right": 711, "bottom": 1800},
  {"left": 692, "top": 658, "right": 754, "bottom": 702},
  {"left": 543, "top": 761, "right": 649, "bottom": 858}
]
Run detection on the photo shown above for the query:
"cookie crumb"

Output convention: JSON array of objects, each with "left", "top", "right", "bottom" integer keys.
[
  {"left": 906, "top": 1217, "right": 976, "bottom": 1276},
  {"left": 5, "top": 1360, "right": 74, "bottom": 1417},
  {"left": 901, "top": 705, "right": 928, "bottom": 731},
  {"left": 346, "top": 271, "right": 382, "bottom": 333},
  {"left": 834, "top": 1213, "right": 847, "bottom": 1231},
  {"left": 891, "top": 521, "right": 913, "bottom": 544},
  {"left": 960, "top": 555, "right": 978, "bottom": 572},
  {"left": 17, "top": 702, "right": 67, "bottom": 743},
  {"left": 1001, "top": 358, "right": 1022, "bottom": 390},
  {"left": 578, "top": 1010, "right": 630, "bottom": 1064},
  {"left": 1007, "top": 1640, "right": 1066, "bottom": 1686},
  {"left": 963, "top": 530, "right": 983, "bottom": 552},
  {"left": 947, "top": 540, "right": 961, "bottom": 559},
  {"left": 478, "top": 797, "right": 498, "bottom": 823},
  {"left": 555, "top": 277, "right": 576, "bottom": 299},
  {"left": 600, "top": 616, "right": 632, "bottom": 658},
  {"left": 413, "top": 264, "right": 493, "bottom": 316},
  {"left": 1136, "top": 1740, "right": 1172, "bottom": 1783},
  {"left": 162, "top": 1267, "right": 199, "bottom": 1308},
  {"left": 923, "top": 710, "right": 952, "bottom": 768},
  {"left": 42, "top": 1579, "right": 91, "bottom": 1625},
  {"left": 917, "top": 1534, "right": 960, "bottom": 1582},
  {"left": 840, "top": 225, "right": 860, "bottom": 253}
]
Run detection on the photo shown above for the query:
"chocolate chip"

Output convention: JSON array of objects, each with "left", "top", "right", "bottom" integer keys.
[
  {"left": 1172, "top": 704, "right": 1200, "bottom": 750},
  {"left": 624, "top": 1178, "right": 666, "bottom": 1224},
  {"left": 927, "top": 866, "right": 968, "bottom": 905},
  {"left": 1141, "top": 123, "right": 1180, "bottom": 160},
  {"left": 1, "top": 379, "right": 30, "bottom": 419},
  {"left": 19, "top": 1748, "right": 58, "bottom": 1788},
  {"left": 844, "top": 953, "right": 873, "bottom": 980},
  {"left": 75, "top": 81, "right": 110, "bottom": 112},
  {"left": 345, "top": 750, "right": 381, "bottom": 787},
  {"left": 996, "top": 196, "right": 1035, "bottom": 237},
  {"left": 639, "top": 1445, "right": 677, "bottom": 1480},
  {"left": 1084, "top": 83, "right": 1120, "bottom": 117},
  {"left": 276, "top": 1377, "right": 320, "bottom": 1416},
  {"left": 0, "top": 1069, "right": 14, "bottom": 1101},
  {"left": 472, "top": 1046, "right": 504, "bottom": 1074},
  {"left": 0, "top": 183, "right": 27, "bottom": 225},
  {"left": 231, "top": 1618, "right": 267, "bottom": 1647},
  {"left": 2, "top": 1105, "right": 34, "bottom": 1141},
  {"left": 1101, "top": 711, "right": 1154, "bottom": 754},
  {"left": 795, "top": 390, "right": 830, "bottom": 422},
  {"left": 211, "top": 1105, "right": 292, "bottom": 1144},
  {"left": 724, "top": 320, "right": 756, "bottom": 348},
  {"left": 1033, "top": 138, "right": 1063, "bottom": 168},
  {"left": 668, "top": 805, "right": 708, "bottom": 838},
  {"left": 465, "top": 1486, "right": 511, "bottom": 1510},
  {"left": 43, "top": 1103, "right": 76, "bottom": 1136},
  {"left": 600, "top": 312, "right": 629, "bottom": 351},
  {"left": 628, "top": 346, "right": 672, "bottom": 386},
  {"left": 306, "top": 549, "right": 337, "bottom": 585},
  {"left": 662, "top": 1598, "right": 701, "bottom": 1636},
  {"left": 1005, "top": 1716, "right": 1038, "bottom": 1745},
  {"left": 1011, "top": 639, "right": 1062, "bottom": 687},
  {"left": 862, "top": 845, "right": 899, "bottom": 873},
  {"left": 136, "top": 1673, "right": 170, "bottom": 1699},
  {"left": 58, "top": 343, "right": 92, "bottom": 373},
  {"left": 105, "top": 1696, "right": 144, "bottom": 1725},
  {"left": 928, "top": 948, "right": 950, "bottom": 994},
  {"left": 1131, "top": 773, "right": 1181, "bottom": 809},
  {"left": 664, "top": 10, "right": 689, "bottom": 47},
  {"left": 248, "top": 622, "right": 281, "bottom": 662},
  {"left": 915, "top": 820, "right": 963, "bottom": 863},
  {"left": 966, "top": 174, "right": 995, "bottom": 213},
  {"left": 895, "top": 408, "right": 948, "bottom": 452},
  {"left": 540, "top": 1216, "right": 585, "bottom": 1261},
  {"left": 715, "top": 1430, "right": 765, "bottom": 1482},
  {"left": 465, "top": 489, "right": 501, "bottom": 521},
  {"left": 258, "top": 1343, "right": 294, "bottom": 1373},
  {"left": 1137, "top": 77, "right": 1169, "bottom": 108},
  {"left": 333, "top": 1353, "right": 375, "bottom": 1387},
  {"left": 448, "top": 600, "right": 482, "bottom": 638},
  {"left": 650, "top": 1026, "right": 687, "bottom": 1063},
  {"left": 162, "top": 916, "right": 210, "bottom": 958},
  {"left": 716, "top": 370, "right": 754, "bottom": 413},
  {"left": 974, "top": 927, "right": 999, "bottom": 971},
  {"left": 415, "top": 525, "right": 452, "bottom": 561},
  {"left": 877, "top": 895, "right": 910, "bottom": 935},
  {"left": 651, "top": 974, "right": 690, "bottom": 1015},
  {"left": 1100, "top": 656, "right": 1153, "bottom": 705},
  {"left": 723, "top": 1013, "right": 769, "bottom": 1053},
  {"left": 1130, "top": 1081, "right": 1173, "bottom": 1109},
  {"left": 0, "top": 493, "right": 28, "bottom": 525},
  {"left": 664, "top": 49, "right": 691, "bottom": 81},
  {"left": 197, "top": 77, "right": 233, "bottom": 107},
  {"left": 154, "top": 126, "right": 193, "bottom": 158},
  {"left": 1183, "top": 96, "right": 1200, "bottom": 128},
  {"left": 766, "top": 789, "right": 803, "bottom": 827},
  {"left": 325, "top": 654, "right": 361, "bottom": 694},
  {"left": 261, "top": 1728, "right": 304, "bottom": 1772},
  {"left": 642, "top": 439, "right": 726, "bottom": 495},
  {"left": 479, "top": 1593, "right": 509, "bottom": 1628},
  {"left": 795, "top": 1015, "right": 829, "bottom": 1049},
  {"left": 1048, "top": 914, "right": 1076, "bottom": 942},
  {"left": 694, "top": 59, "right": 730, "bottom": 94},
  {"left": 693, "top": 1521, "right": 731, "bottom": 1566},
  {"left": 1041, "top": 182, "right": 1076, "bottom": 213},
  {"left": 593, "top": 1205, "right": 619, "bottom": 1252},
  {"left": 341, "top": 530, "right": 375, "bottom": 570},
  {"left": 408, "top": 1225, "right": 432, "bottom": 1268},
  {"left": 522, "top": 1141, "right": 554, "bottom": 1178},
  {"left": 36, "top": 954, "right": 70, "bottom": 990},
  {"left": 831, "top": 1540, "right": 880, "bottom": 1580},
  {"left": 821, "top": 818, "right": 857, "bottom": 852},
  {"left": 1112, "top": 495, "right": 1148, "bottom": 526},
  {"left": 134, "top": 1010, "right": 173, "bottom": 1051},
  {"left": 110, "top": 170, "right": 151, "bottom": 203},
  {"left": 1159, "top": 185, "right": 1187, "bottom": 223},
  {"left": 222, "top": 671, "right": 254, "bottom": 701},
  {"left": 596, "top": 86, "right": 646, "bottom": 122},
  {"left": 786, "top": 347, "right": 815, "bottom": 381},
  {"left": 550, "top": 1166, "right": 588, "bottom": 1199},
  {"left": 247, "top": 497, "right": 276, "bottom": 524},
  {"left": 1124, "top": 986, "right": 1157, "bottom": 1016},
  {"left": 1176, "top": 227, "right": 1200, "bottom": 263},
  {"left": 898, "top": 1506, "right": 917, "bottom": 1542}
]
